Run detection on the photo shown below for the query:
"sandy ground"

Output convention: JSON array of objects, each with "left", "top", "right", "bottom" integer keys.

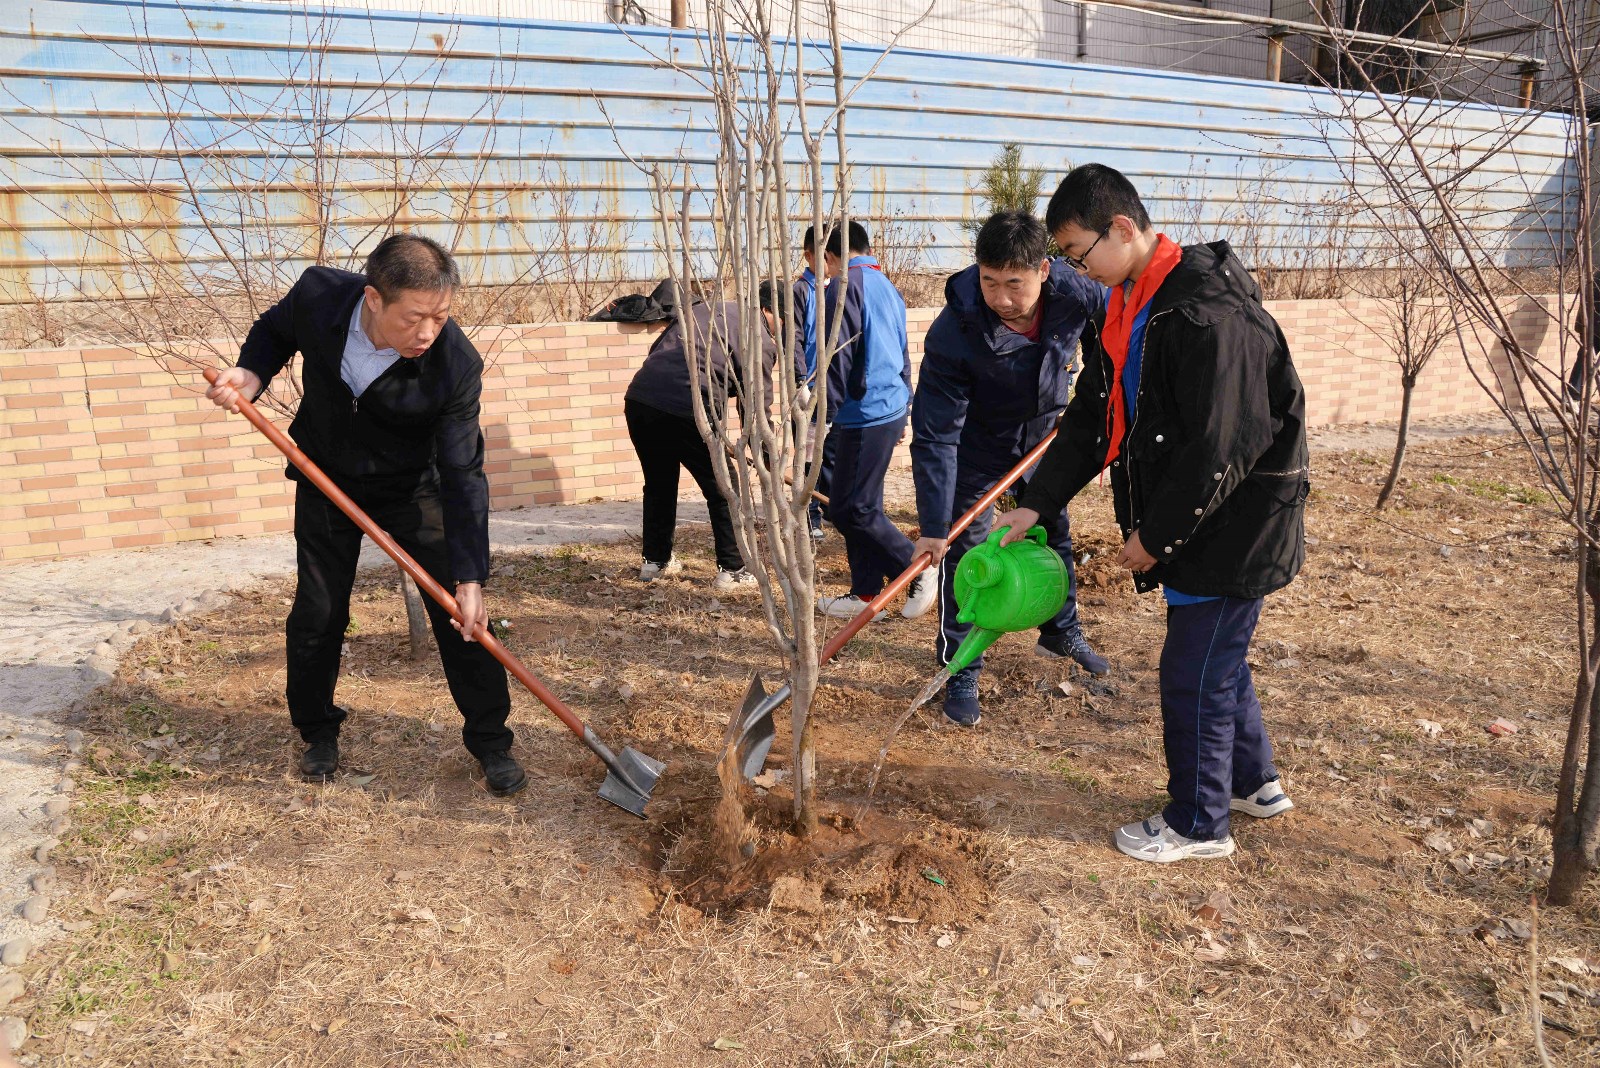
[
  {"left": 0, "top": 412, "right": 1499, "bottom": 979},
  {"left": 0, "top": 495, "right": 710, "bottom": 959}
]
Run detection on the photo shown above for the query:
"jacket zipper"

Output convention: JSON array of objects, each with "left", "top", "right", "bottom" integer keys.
[{"left": 1121, "top": 307, "right": 1175, "bottom": 529}]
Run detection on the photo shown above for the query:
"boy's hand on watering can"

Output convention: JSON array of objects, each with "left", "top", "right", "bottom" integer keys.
[
  {"left": 451, "top": 582, "right": 487, "bottom": 642},
  {"left": 913, "top": 536, "right": 948, "bottom": 567},
  {"left": 994, "top": 508, "right": 1039, "bottom": 546},
  {"left": 1118, "top": 531, "right": 1158, "bottom": 573},
  {"left": 205, "top": 366, "right": 262, "bottom": 413}
]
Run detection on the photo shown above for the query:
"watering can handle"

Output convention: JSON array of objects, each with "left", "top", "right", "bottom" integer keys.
[{"left": 988, "top": 524, "right": 1049, "bottom": 548}]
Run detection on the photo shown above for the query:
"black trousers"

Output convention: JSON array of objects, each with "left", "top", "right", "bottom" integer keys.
[
  {"left": 286, "top": 479, "right": 513, "bottom": 758},
  {"left": 828, "top": 414, "right": 914, "bottom": 598},
  {"left": 624, "top": 398, "right": 744, "bottom": 571}
]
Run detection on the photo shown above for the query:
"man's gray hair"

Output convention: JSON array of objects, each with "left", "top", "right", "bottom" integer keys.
[{"left": 365, "top": 233, "right": 461, "bottom": 301}]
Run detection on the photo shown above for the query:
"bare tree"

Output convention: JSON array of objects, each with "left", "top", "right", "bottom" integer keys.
[
  {"left": 616, "top": 0, "right": 925, "bottom": 836},
  {"left": 1311, "top": 0, "right": 1600, "bottom": 902},
  {"left": 1354, "top": 229, "right": 1458, "bottom": 509}
]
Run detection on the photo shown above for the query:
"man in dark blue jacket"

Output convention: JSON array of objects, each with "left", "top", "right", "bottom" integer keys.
[
  {"left": 815, "top": 222, "right": 937, "bottom": 621},
  {"left": 912, "top": 212, "right": 1109, "bottom": 727},
  {"left": 204, "top": 235, "right": 523, "bottom": 797}
]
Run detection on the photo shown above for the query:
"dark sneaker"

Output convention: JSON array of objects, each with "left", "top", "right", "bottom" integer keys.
[
  {"left": 1036, "top": 629, "right": 1110, "bottom": 676},
  {"left": 479, "top": 750, "right": 528, "bottom": 797},
  {"left": 942, "top": 668, "right": 981, "bottom": 727},
  {"left": 300, "top": 739, "right": 339, "bottom": 782}
]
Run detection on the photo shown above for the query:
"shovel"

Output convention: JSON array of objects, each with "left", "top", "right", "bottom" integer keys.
[
  {"left": 203, "top": 368, "right": 664, "bottom": 818},
  {"left": 727, "top": 430, "right": 1061, "bottom": 780}
]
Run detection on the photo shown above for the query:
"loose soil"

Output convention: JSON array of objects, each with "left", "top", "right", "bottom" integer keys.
[{"left": 8, "top": 433, "right": 1600, "bottom": 1066}]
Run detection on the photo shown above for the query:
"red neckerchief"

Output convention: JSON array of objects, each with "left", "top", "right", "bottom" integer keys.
[{"left": 1101, "top": 235, "right": 1182, "bottom": 464}]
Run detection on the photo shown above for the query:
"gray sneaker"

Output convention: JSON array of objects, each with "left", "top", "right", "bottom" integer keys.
[
  {"left": 639, "top": 556, "right": 683, "bottom": 582},
  {"left": 1114, "top": 813, "right": 1236, "bottom": 864},
  {"left": 712, "top": 567, "right": 758, "bottom": 591}
]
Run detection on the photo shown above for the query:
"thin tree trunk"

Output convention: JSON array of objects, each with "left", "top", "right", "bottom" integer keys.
[
  {"left": 1549, "top": 536, "right": 1600, "bottom": 904},
  {"left": 400, "top": 570, "right": 430, "bottom": 661},
  {"left": 1376, "top": 375, "right": 1415, "bottom": 510}
]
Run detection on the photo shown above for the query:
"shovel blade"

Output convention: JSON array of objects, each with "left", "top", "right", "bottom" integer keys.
[
  {"left": 598, "top": 746, "right": 665, "bottom": 818},
  {"left": 730, "top": 673, "right": 778, "bottom": 782}
]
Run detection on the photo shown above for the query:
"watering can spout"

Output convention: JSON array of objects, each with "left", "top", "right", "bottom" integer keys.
[{"left": 946, "top": 627, "right": 1003, "bottom": 676}]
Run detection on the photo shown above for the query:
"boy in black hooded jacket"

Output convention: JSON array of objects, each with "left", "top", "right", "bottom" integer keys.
[{"left": 997, "top": 164, "right": 1310, "bottom": 864}]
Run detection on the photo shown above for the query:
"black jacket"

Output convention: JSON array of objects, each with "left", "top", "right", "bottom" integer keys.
[
  {"left": 1019, "top": 241, "right": 1309, "bottom": 598},
  {"left": 237, "top": 266, "right": 492, "bottom": 585},
  {"left": 623, "top": 299, "right": 777, "bottom": 420},
  {"left": 912, "top": 260, "right": 1104, "bottom": 537}
]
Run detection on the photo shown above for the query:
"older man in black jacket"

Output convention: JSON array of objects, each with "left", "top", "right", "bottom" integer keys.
[
  {"left": 999, "top": 165, "right": 1309, "bottom": 864},
  {"left": 205, "top": 234, "right": 523, "bottom": 796}
]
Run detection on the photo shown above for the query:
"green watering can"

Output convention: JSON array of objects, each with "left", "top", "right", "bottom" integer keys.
[{"left": 946, "top": 525, "right": 1071, "bottom": 675}]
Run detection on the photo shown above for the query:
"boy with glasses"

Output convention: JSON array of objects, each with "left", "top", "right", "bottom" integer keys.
[{"left": 997, "top": 165, "right": 1309, "bottom": 863}]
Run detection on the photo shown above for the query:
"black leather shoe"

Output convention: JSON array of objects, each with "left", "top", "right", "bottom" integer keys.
[
  {"left": 300, "top": 739, "right": 339, "bottom": 781},
  {"left": 479, "top": 750, "right": 528, "bottom": 797}
]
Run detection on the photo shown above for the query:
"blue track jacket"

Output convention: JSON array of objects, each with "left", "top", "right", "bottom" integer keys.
[
  {"left": 911, "top": 260, "right": 1106, "bottom": 538},
  {"left": 820, "top": 255, "right": 912, "bottom": 428}
]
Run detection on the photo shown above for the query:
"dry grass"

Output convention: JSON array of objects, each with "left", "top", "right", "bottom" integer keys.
[{"left": 8, "top": 435, "right": 1600, "bottom": 1066}]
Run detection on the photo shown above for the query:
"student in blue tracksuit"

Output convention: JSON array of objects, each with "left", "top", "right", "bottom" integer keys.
[
  {"left": 815, "top": 222, "right": 936, "bottom": 620},
  {"left": 912, "top": 212, "right": 1110, "bottom": 727},
  {"left": 791, "top": 225, "right": 833, "bottom": 539}
]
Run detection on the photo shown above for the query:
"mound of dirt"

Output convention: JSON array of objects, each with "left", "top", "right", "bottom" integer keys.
[{"left": 652, "top": 784, "right": 992, "bottom": 927}]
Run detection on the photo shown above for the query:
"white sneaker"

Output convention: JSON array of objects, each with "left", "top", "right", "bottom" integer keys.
[
  {"left": 639, "top": 556, "right": 683, "bottom": 582},
  {"left": 1230, "top": 779, "right": 1294, "bottom": 819},
  {"left": 1114, "top": 813, "right": 1236, "bottom": 864},
  {"left": 902, "top": 571, "right": 937, "bottom": 619},
  {"left": 712, "top": 567, "right": 758, "bottom": 591},
  {"left": 816, "top": 593, "right": 886, "bottom": 621}
]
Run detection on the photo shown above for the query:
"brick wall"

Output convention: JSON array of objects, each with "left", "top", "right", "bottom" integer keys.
[{"left": 0, "top": 297, "right": 1554, "bottom": 565}]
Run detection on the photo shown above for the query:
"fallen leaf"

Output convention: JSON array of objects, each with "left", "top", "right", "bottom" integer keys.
[
  {"left": 1279, "top": 925, "right": 1311, "bottom": 938},
  {"left": 1032, "top": 990, "right": 1065, "bottom": 1011},
  {"left": 1550, "top": 956, "right": 1596, "bottom": 977},
  {"left": 324, "top": 1018, "right": 348, "bottom": 1035},
  {"left": 1092, "top": 1019, "right": 1116, "bottom": 1047},
  {"left": 709, "top": 1037, "right": 744, "bottom": 1051},
  {"left": 946, "top": 998, "right": 984, "bottom": 1012},
  {"left": 1342, "top": 1017, "right": 1369, "bottom": 1040},
  {"left": 392, "top": 906, "right": 437, "bottom": 924},
  {"left": 1071, "top": 954, "right": 1096, "bottom": 968},
  {"left": 1194, "top": 944, "right": 1229, "bottom": 963},
  {"left": 884, "top": 915, "right": 919, "bottom": 925},
  {"left": 1127, "top": 1042, "right": 1166, "bottom": 1062},
  {"left": 251, "top": 933, "right": 272, "bottom": 957},
  {"left": 346, "top": 774, "right": 376, "bottom": 787},
  {"left": 1424, "top": 833, "right": 1455, "bottom": 854},
  {"left": 159, "top": 950, "right": 180, "bottom": 975}
]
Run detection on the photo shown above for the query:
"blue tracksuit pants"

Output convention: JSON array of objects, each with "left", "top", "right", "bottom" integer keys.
[{"left": 828, "top": 414, "right": 913, "bottom": 598}]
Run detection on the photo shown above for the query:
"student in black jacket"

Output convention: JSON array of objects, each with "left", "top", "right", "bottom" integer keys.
[
  {"left": 204, "top": 235, "right": 524, "bottom": 796},
  {"left": 997, "top": 165, "right": 1310, "bottom": 864},
  {"left": 622, "top": 281, "right": 782, "bottom": 589}
]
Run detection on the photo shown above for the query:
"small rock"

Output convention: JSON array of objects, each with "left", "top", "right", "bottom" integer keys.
[
  {"left": 1305, "top": 535, "right": 1320, "bottom": 547},
  {"left": 492, "top": 564, "right": 516, "bottom": 578},
  {"left": 0, "top": 940, "right": 27, "bottom": 967},
  {"left": 179, "top": 598, "right": 202, "bottom": 615},
  {"left": 20, "top": 897, "right": 49, "bottom": 925},
  {"left": 57, "top": 777, "right": 76, "bottom": 794},
  {"left": 1439, "top": 545, "right": 1453, "bottom": 558},
  {"left": 93, "top": 642, "right": 115, "bottom": 659},
  {"left": 48, "top": 816, "right": 71, "bottom": 836},
  {"left": 159, "top": 950, "right": 180, "bottom": 976},
  {"left": 32, "top": 842, "right": 53, "bottom": 864},
  {"left": 159, "top": 606, "right": 180, "bottom": 623},
  {"left": 1127, "top": 1043, "right": 1166, "bottom": 1063},
  {"left": 617, "top": 683, "right": 635, "bottom": 702},
  {"left": 138, "top": 668, "right": 161, "bottom": 683},
  {"left": 1486, "top": 718, "right": 1519, "bottom": 737},
  {"left": 0, "top": 973, "right": 23, "bottom": 1009},
  {"left": 1032, "top": 990, "right": 1065, "bottom": 1011},
  {"left": 63, "top": 729, "right": 84, "bottom": 753},
  {"left": 42, "top": 798, "right": 69, "bottom": 818},
  {"left": 0, "top": 1015, "right": 24, "bottom": 1051},
  {"left": 1424, "top": 833, "right": 1454, "bottom": 854},
  {"left": 129, "top": 619, "right": 151, "bottom": 635},
  {"left": 29, "top": 870, "right": 55, "bottom": 894}
]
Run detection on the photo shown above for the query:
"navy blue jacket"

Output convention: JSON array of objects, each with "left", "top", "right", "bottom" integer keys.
[
  {"left": 820, "top": 255, "right": 912, "bottom": 428},
  {"left": 237, "top": 266, "right": 492, "bottom": 585},
  {"left": 911, "top": 261, "right": 1105, "bottom": 538}
]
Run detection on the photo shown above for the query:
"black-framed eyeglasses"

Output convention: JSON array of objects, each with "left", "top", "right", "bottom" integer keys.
[{"left": 1063, "top": 227, "right": 1109, "bottom": 273}]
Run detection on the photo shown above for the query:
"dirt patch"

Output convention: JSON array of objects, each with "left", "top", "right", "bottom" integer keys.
[{"left": 654, "top": 781, "right": 994, "bottom": 927}]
